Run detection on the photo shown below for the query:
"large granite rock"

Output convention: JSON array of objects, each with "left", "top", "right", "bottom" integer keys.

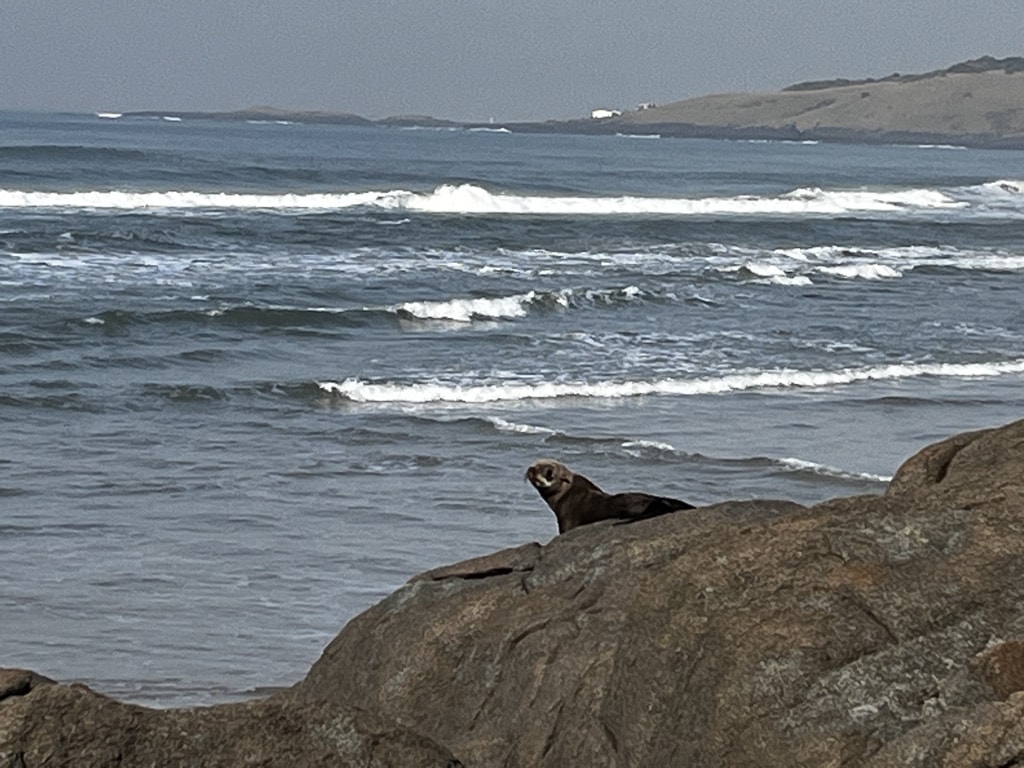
[
  {"left": 4, "top": 419, "right": 1024, "bottom": 766},
  {"left": 294, "top": 419, "right": 1024, "bottom": 766},
  {"left": 0, "top": 668, "right": 460, "bottom": 767}
]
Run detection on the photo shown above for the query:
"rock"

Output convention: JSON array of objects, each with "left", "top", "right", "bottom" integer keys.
[
  {"left": 0, "top": 676, "right": 461, "bottom": 767},
  {"left": 293, "top": 419, "right": 1024, "bottom": 767},
  {"left": 0, "top": 670, "right": 53, "bottom": 702},
  {"left": 412, "top": 542, "right": 543, "bottom": 582},
  {"left": 5, "top": 419, "right": 1024, "bottom": 766},
  {"left": 886, "top": 420, "right": 1024, "bottom": 508}
]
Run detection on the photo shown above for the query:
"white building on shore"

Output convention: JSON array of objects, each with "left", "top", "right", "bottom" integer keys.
[{"left": 590, "top": 108, "right": 622, "bottom": 119}]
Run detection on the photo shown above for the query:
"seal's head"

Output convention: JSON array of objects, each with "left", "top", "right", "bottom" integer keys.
[{"left": 525, "top": 458, "right": 574, "bottom": 500}]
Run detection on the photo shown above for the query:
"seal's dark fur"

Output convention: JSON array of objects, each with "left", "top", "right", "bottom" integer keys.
[{"left": 526, "top": 459, "right": 695, "bottom": 534}]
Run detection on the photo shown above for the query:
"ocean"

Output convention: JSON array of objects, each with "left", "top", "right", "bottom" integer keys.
[{"left": 2, "top": 111, "right": 1023, "bottom": 707}]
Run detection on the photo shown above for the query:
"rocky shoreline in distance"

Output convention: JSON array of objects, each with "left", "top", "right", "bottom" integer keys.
[
  {"left": 116, "top": 56, "right": 1024, "bottom": 150},
  {"left": 5, "top": 418, "right": 1024, "bottom": 766}
]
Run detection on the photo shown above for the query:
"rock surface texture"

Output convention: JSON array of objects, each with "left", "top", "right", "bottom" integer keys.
[
  {"left": 4, "top": 419, "right": 1024, "bottom": 766},
  {"left": 0, "top": 668, "right": 460, "bottom": 767},
  {"left": 296, "top": 419, "right": 1024, "bottom": 767}
]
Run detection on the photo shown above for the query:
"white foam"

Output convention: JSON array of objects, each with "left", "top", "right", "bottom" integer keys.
[
  {"left": 318, "top": 359, "right": 1024, "bottom": 405},
  {"left": 717, "top": 260, "right": 795, "bottom": 284},
  {"left": 485, "top": 416, "right": 557, "bottom": 436},
  {"left": 782, "top": 186, "right": 958, "bottom": 211},
  {"left": 779, "top": 458, "right": 891, "bottom": 483},
  {"left": 744, "top": 262, "right": 787, "bottom": 278},
  {"left": 738, "top": 261, "right": 814, "bottom": 286},
  {"left": 622, "top": 439, "right": 677, "bottom": 453},
  {"left": 770, "top": 274, "right": 814, "bottom": 286},
  {"left": 399, "top": 184, "right": 964, "bottom": 216},
  {"left": 395, "top": 292, "right": 540, "bottom": 322},
  {"left": 955, "top": 180, "right": 1024, "bottom": 216},
  {"left": 399, "top": 126, "right": 462, "bottom": 132},
  {"left": 818, "top": 263, "right": 902, "bottom": 280},
  {"left": 805, "top": 245, "right": 1024, "bottom": 274},
  {"left": 388, "top": 286, "right": 643, "bottom": 323},
  {"left": 95, "top": 112, "right": 122, "bottom": 119},
  {"left": 573, "top": 286, "right": 644, "bottom": 305},
  {"left": 0, "top": 183, "right": 969, "bottom": 217},
  {"left": 0, "top": 189, "right": 390, "bottom": 211},
  {"left": 713, "top": 242, "right": 1024, "bottom": 284},
  {"left": 977, "top": 179, "right": 1024, "bottom": 196}
]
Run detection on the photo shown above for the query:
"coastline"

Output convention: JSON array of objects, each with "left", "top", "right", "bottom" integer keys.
[
  {"left": 110, "top": 110, "right": 1024, "bottom": 152},
  {"left": 112, "top": 56, "right": 1024, "bottom": 151}
]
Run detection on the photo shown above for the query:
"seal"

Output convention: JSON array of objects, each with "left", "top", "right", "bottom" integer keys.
[{"left": 525, "top": 458, "right": 695, "bottom": 533}]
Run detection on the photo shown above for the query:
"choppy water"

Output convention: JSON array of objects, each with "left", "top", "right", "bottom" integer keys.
[{"left": 2, "top": 111, "right": 1023, "bottom": 705}]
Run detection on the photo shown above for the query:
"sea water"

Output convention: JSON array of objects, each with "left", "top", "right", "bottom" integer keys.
[{"left": 2, "top": 111, "right": 1023, "bottom": 705}]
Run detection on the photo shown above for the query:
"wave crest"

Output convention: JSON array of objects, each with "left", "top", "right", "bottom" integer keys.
[
  {"left": 778, "top": 457, "right": 891, "bottom": 483},
  {"left": 318, "top": 359, "right": 1024, "bottom": 405},
  {"left": 396, "top": 292, "right": 546, "bottom": 322},
  {"left": 3, "top": 180, "right": 1009, "bottom": 217}
]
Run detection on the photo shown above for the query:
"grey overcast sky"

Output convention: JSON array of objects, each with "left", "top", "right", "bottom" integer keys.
[{"left": 3, "top": 1, "right": 1022, "bottom": 121}]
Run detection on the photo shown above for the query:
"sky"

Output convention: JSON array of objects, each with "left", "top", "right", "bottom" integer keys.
[{"left": 3, "top": 1, "right": 1023, "bottom": 122}]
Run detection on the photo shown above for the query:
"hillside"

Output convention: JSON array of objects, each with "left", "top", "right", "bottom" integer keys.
[{"left": 600, "top": 56, "right": 1024, "bottom": 147}]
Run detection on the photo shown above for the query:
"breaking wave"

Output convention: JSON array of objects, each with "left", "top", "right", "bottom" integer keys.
[
  {"left": 778, "top": 458, "right": 891, "bottom": 483},
  {"left": 483, "top": 416, "right": 558, "bottom": 436},
  {"left": 714, "top": 242, "right": 1024, "bottom": 285},
  {"left": 2, "top": 180, "right": 1020, "bottom": 217},
  {"left": 395, "top": 292, "right": 551, "bottom": 322},
  {"left": 318, "top": 359, "right": 1024, "bottom": 405},
  {"left": 393, "top": 286, "right": 641, "bottom": 323}
]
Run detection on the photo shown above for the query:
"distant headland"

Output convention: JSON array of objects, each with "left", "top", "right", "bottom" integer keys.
[{"left": 118, "top": 56, "right": 1024, "bottom": 150}]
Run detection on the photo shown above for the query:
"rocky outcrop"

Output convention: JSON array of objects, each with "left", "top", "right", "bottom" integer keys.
[
  {"left": 4, "top": 419, "right": 1024, "bottom": 766},
  {"left": 293, "top": 418, "right": 1024, "bottom": 766},
  {"left": 0, "top": 668, "right": 460, "bottom": 767}
]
